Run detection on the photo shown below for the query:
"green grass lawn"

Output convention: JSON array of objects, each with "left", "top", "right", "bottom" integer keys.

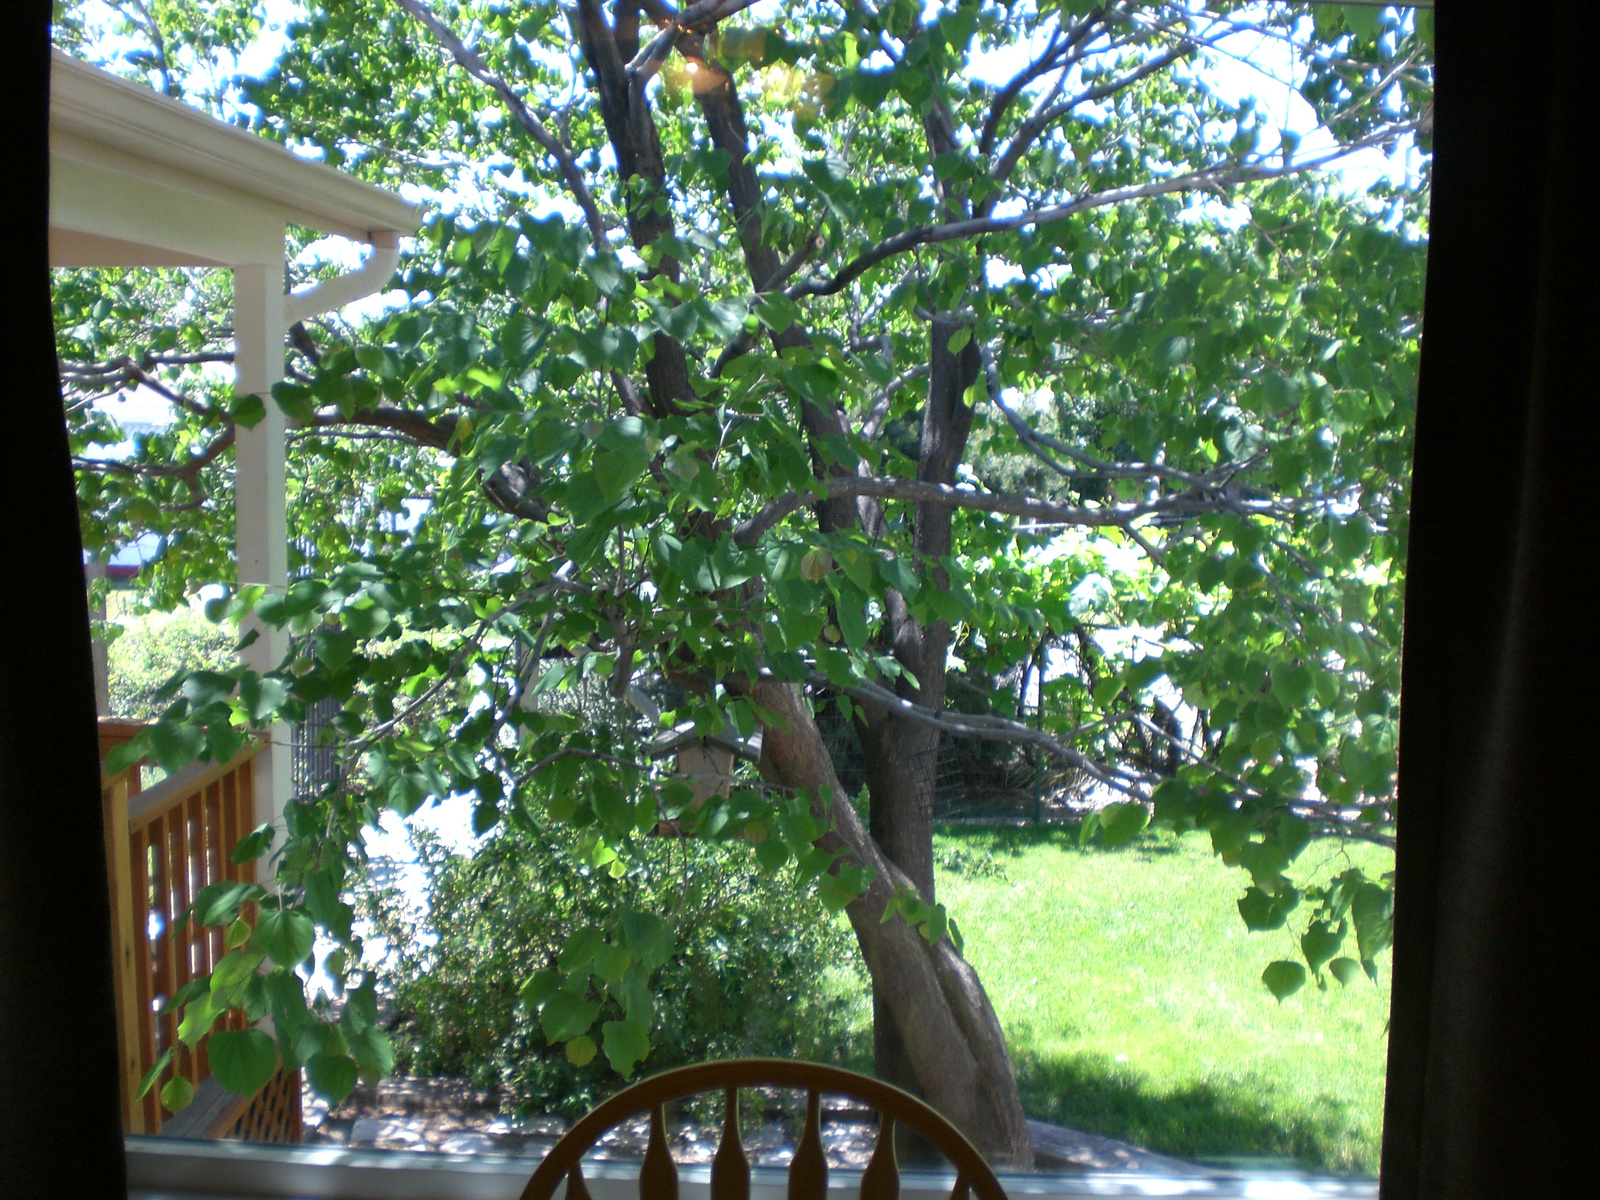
[{"left": 932, "top": 825, "right": 1392, "bottom": 1175}]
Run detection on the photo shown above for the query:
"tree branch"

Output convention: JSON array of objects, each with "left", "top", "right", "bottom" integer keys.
[
  {"left": 393, "top": 0, "right": 609, "bottom": 244},
  {"left": 815, "top": 672, "right": 1146, "bottom": 798},
  {"left": 789, "top": 126, "right": 1418, "bottom": 300},
  {"left": 981, "top": 44, "right": 1192, "bottom": 216},
  {"left": 732, "top": 472, "right": 1282, "bottom": 547}
]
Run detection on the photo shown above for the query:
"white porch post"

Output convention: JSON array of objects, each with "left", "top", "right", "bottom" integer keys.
[{"left": 233, "top": 260, "right": 293, "bottom": 846}]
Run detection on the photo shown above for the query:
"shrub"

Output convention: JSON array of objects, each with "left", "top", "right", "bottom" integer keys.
[
  {"left": 356, "top": 823, "right": 871, "bottom": 1116},
  {"left": 106, "top": 600, "right": 234, "bottom": 719}
]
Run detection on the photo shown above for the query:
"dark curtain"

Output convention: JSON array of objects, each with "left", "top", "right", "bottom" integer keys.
[
  {"left": 0, "top": 3, "right": 129, "bottom": 1196},
  {"left": 1381, "top": 3, "right": 1596, "bottom": 1198}
]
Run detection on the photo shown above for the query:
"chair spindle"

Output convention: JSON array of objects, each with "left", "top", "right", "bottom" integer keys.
[
  {"left": 859, "top": 1115, "right": 899, "bottom": 1200},
  {"left": 948, "top": 1174, "right": 969, "bottom": 1200},
  {"left": 567, "top": 1160, "right": 593, "bottom": 1200},
  {"left": 712, "top": 1086, "right": 750, "bottom": 1200},
  {"left": 788, "top": 1089, "right": 828, "bottom": 1200},
  {"left": 641, "top": 1104, "right": 679, "bottom": 1200}
]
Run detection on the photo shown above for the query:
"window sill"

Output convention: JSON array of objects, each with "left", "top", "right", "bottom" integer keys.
[{"left": 127, "top": 1137, "right": 1376, "bottom": 1200}]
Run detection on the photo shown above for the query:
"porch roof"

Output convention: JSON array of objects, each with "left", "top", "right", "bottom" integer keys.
[{"left": 48, "top": 49, "right": 422, "bottom": 268}]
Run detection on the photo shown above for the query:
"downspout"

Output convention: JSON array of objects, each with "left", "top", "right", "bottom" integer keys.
[{"left": 282, "top": 229, "right": 402, "bottom": 324}]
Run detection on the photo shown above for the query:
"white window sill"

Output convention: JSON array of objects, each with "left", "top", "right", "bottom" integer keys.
[{"left": 127, "top": 1137, "right": 1376, "bottom": 1200}]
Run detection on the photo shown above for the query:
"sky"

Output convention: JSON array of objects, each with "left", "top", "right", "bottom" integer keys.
[{"left": 70, "top": 0, "right": 1424, "bottom": 293}]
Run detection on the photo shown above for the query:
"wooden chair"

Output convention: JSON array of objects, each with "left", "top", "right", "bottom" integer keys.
[{"left": 518, "top": 1059, "right": 1007, "bottom": 1200}]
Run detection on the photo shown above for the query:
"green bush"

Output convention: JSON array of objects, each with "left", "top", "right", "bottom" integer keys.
[
  {"left": 357, "top": 824, "right": 871, "bottom": 1117},
  {"left": 106, "top": 600, "right": 235, "bottom": 719}
]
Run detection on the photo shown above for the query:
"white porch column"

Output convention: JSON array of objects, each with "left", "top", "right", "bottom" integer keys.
[{"left": 233, "top": 260, "right": 293, "bottom": 845}]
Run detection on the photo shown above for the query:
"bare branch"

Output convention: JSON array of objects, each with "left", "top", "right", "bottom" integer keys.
[
  {"left": 393, "top": 0, "right": 609, "bottom": 244},
  {"left": 860, "top": 363, "right": 930, "bottom": 440},
  {"left": 788, "top": 126, "right": 1419, "bottom": 300},
  {"left": 817, "top": 671, "right": 1146, "bottom": 798},
  {"left": 982, "top": 44, "right": 1192, "bottom": 215},
  {"left": 731, "top": 473, "right": 1270, "bottom": 547}
]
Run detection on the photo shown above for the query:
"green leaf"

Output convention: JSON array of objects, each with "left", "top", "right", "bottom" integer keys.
[
  {"left": 305, "top": 1053, "right": 359, "bottom": 1105},
  {"left": 388, "top": 772, "right": 430, "bottom": 816},
  {"left": 1275, "top": 814, "right": 1313, "bottom": 863},
  {"left": 1341, "top": 4, "right": 1382, "bottom": 41},
  {"left": 559, "top": 927, "right": 603, "bottom": 974},
  {"left": 182, "top": 670, "right": 237, "bottom": 709},
  {"left": 817, "top": 871, "right": 863, "bottom": 912},
  {"left": 135, "top": 1046, "right": 176, "bottom": 1100},
  {"left": 224, "top": 917, "right": 253, "bottom": 950},
  {"left": 621, "top": 910, "right": 674, "bottom": 970},
  {"left": 230, "top": 392, "right": 267, "bottom": 429},
  {"left": 343, "top": 978, "right": 380, "bottom": 1032},
  {"left": 540, "top": 990, "right": 601, "bottom": 1043},
  {"left": 1262, "top": 960, "right": 1307, "bottom": 1002},
  {"left": 1238, "top": 886, "right": 1291, "bottom": 931},
  {"left": 1328, "top": 957, "right": 1363, "bottom": 987},
  {"left": 520, "top": 968, "right": 560, "bottom": 1009},
  {"left": 601, "top": 1018, "right": 651, "bottom": 1077},
  {"left": 160, "top": 1074, "right": 196, "bottom": 1115},
  {"left": 565, "top": 1034, "right": 598, "bottom": 1066},
  {"left": 834, "top": 583, "right": 870, "bottom": 651},
  {"left": 252, "top": 906, "right": 315, "bottom": 969},
  {"left": 585, "top": 251, "right": 629, "bottom": 297},
  {"left": 314, "top": 627, "right": 358, "bottom": 671},
  {"left": 1301, "top": 921, "right": 1344, "bottom": 975},
  {"left": 148, "top": 720, "right": 206, "bottom": 773},
  {"left": 231, "top": 823, "right": 275, "bottom": 865},
  {"left": 178, "top": 991, "right": 223, "bottom": 1047},
  {"left": 210, "top": 948, "right": 267, "bottom": 1004},
  {"left": 303, "top": 869, "right": 352, "bottom": 942},
  {"left": 103, "top": 737, "right": 148, "bottom": 776},
  {"left": 341, "top": 604, "right": 392, "bottom": 640},
  {"left": 192, "top": 880, "right": 265, "bottom": 927},
  {"left": 160, "top": 978, "right": 210, "bottom": 1016},
  {"left": 1269, "top": 662, "right": 1314, "bottom": 708},
  {"left": 345, "top": 1023, "right": 395, "bottom": 1075},
  {"left": 1098, "top": 802, "right": 1150, "bottom": 848},
  {"left": 593, "top": 942, "right": 633, "bottom": 985},
  {"left": 207, "top": 1028, "right": 278, "bottom": 1097},
  {"left": 238, "top": 673, "right": 290, "bottom": 724}
]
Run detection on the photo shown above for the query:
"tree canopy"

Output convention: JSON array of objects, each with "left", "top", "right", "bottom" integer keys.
[{"left": 62, "top": 0, "right": 1430, "bottom": 1162}]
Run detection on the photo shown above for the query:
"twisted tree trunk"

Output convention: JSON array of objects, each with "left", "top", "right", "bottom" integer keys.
[
  {"left": 753, "top": 680, "right": 1033, "bottom": 1166},
  {"left": 570, "top": 4, "right": 1030, "bottom": 1162}
]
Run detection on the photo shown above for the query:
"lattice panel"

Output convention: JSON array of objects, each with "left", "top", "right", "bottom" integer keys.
[{"left": 220, "top": 1068, "right": 304, "bottom": 1145}]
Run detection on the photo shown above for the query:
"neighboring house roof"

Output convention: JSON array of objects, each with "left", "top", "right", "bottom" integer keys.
[{"left": 49, "top": 49, "right": 422, "bottom": 267}]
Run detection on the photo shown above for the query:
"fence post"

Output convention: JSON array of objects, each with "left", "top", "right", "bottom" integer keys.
[{"left": 102, "top": 774, "right": 145, "bottom": 1133}]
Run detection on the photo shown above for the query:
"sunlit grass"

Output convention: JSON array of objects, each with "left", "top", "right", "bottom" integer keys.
[{"left": 934, "top": 825, "right": 1392, "bottom": 1174}]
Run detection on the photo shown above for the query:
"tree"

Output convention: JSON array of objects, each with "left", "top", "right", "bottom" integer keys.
[{"left": 63, "top": 1, "right": 1430, "bottom": 1163}]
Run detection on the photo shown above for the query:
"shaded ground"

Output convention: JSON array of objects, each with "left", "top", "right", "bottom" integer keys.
[{"left": 302, "top": 1074, "right": 1221, "bottom": 1174}]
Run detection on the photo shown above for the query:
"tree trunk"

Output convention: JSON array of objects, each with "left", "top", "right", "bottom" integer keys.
[
  {"left": 753, "top": 679, "right": 1034, "bottom": 1167},
  {"left": 853, "top": 313, "right": 983, "bottom": 1097},
  {"left": 572, "top": 12, "right": 1023, "bottom": 1158}
]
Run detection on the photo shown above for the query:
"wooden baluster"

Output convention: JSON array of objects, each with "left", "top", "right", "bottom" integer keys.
[
  {"left": 203, "top": 781, "right": 224, "bottom": 971},
  {"left": 161, "top": 809, "right": 187, "bottom": 1093},
  {"left": 788, "top": 1090, "right": 827, "bottom": 1200},
  {"left": 641, "top": 1104, "right": 679, "bottom": 1200},
  {"left": 947, "top": 1175, "right": 968, "bottom": 1200},
  {"left": 712, "top": 1086, "right": 749, "bottom": 1200},
  {"left": 859, "top": 1116, "right": 898, "bottom": 1200},
  {"left": 131, "top": 827, "right": 158, "bottom": 1131}
]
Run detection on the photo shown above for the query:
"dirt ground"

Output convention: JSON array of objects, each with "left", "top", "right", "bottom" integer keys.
[{"left": 302, "top": 1075, "right": 1221, "bottom": 1175}]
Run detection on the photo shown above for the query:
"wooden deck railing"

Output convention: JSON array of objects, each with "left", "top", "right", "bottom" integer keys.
[{"left": 100, "top": 719, "right": 298, "bottom": 1140}]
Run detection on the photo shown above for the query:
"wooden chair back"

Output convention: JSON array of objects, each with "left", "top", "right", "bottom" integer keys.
[{"left": 518, "top": 1059, "right": 1007, "bottom": 1200}]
